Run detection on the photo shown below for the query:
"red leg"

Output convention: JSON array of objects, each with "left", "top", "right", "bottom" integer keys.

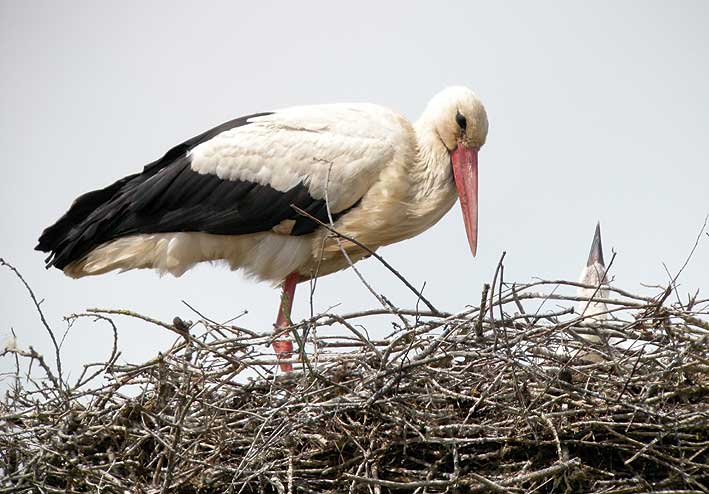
[{"left": 272, "top": 272, "right": 299, "bottom": 372}]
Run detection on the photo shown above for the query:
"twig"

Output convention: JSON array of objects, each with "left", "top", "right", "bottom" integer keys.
[
  {"left": 475, "top": 283, "right": 490, "bottom": 337},
  {"left": 1, "top": 258, "right": 64, "bottom": 390}
]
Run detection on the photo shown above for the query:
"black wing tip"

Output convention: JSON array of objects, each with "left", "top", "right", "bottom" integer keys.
[
  {"left": 34, "top": 235, "right": 59, "bottom": 269},
  {"left": 35, "top": 227, "right": 54, "bottom": 252},
  {"left": 586, "top": 221, "right": 605, "bottom": 267},
  {"left": 36, "top": 210, "right": 88, "bottom": 270}
]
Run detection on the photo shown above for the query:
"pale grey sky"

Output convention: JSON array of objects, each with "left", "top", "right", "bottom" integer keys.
[{"left": 1, "top": 1, "right": 707, "bottom": 381}]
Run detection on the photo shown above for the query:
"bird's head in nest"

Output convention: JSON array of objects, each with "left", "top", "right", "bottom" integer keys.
[{"left": 420, "top": 86, "right": 489, "bottom": 257}]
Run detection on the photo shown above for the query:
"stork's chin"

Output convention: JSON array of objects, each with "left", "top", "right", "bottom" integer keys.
[{"left": 451, "top": 144, "right": 478, "bottom": 257}]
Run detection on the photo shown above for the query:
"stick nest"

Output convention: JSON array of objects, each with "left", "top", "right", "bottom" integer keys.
[{"left": 1, "top": 276, "right": 708, "bottom": 493}]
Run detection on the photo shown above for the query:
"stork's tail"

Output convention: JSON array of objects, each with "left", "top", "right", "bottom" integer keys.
[{"left": 35, "top": 173, "right": 139, "bottom": 272}]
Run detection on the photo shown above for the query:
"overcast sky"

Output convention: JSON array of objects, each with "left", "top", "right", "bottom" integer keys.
[{"left": 1, "top": 1, "right": 707, "bottom": 382}]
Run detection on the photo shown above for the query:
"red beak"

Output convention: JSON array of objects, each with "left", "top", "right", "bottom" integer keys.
[{"left": 451, "top": 144, "right": 479, "bottom": 257}]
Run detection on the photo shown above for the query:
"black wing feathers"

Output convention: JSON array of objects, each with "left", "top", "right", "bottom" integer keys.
[{"left": 36, "top": 112, "right": 359, "bottom": 271}]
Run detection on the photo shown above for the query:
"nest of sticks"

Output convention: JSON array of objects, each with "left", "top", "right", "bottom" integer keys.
[{"left": 1, "top": 258, "right": 708, "bottom": 493}]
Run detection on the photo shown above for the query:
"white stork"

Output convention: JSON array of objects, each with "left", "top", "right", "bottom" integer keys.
[
  {"left": 37, "top": 86, "right": 489, "bottom": 371},
  {"left": 576, "top": 222, "right": 609, "bottom": 361},
  {"left": 577, "top": 222, "right": 609, "bottom": 322}
]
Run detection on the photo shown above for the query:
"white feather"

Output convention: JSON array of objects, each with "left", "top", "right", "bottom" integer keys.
[
  {"left": 70, "top": 232, "right": 313, "bottom": 283},
  {"left": 1, "top": 333, "right": 17, "bottom": 352},
  {"left": 189, "top": 104, "right": 406, "bottom": 212},
  {"left": 577, "top": 261, "right": 609, "bottom": 322}
]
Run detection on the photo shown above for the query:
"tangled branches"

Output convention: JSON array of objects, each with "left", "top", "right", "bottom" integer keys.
[{"left": 1, "top": 264, "right": 708, "bottom": 493}]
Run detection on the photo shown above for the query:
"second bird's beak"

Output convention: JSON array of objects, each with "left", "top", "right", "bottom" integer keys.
[{"left": 451, "top": 144, "right": 479, "bottom": 257}]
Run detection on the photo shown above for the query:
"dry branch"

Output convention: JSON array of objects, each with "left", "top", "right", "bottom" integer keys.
[{"left": 1, "top": 266, "right": 708, "bottom": 493}]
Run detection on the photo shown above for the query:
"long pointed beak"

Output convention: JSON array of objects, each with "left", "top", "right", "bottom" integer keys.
[
  {"left": 587, "top": 222, "right": 605, "bottom": 267},
  {"left": 451, "top": 144, "right": 479, "bottom": 257}
]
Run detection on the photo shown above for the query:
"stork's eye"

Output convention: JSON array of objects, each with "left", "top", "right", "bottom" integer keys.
[{"left": 455, "top": 111, "right": 467, "bottom": 130}]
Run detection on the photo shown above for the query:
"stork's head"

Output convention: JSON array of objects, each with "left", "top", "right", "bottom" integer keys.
[{"left": 421, "top": 86, "right": 488, "bottom": 256}]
